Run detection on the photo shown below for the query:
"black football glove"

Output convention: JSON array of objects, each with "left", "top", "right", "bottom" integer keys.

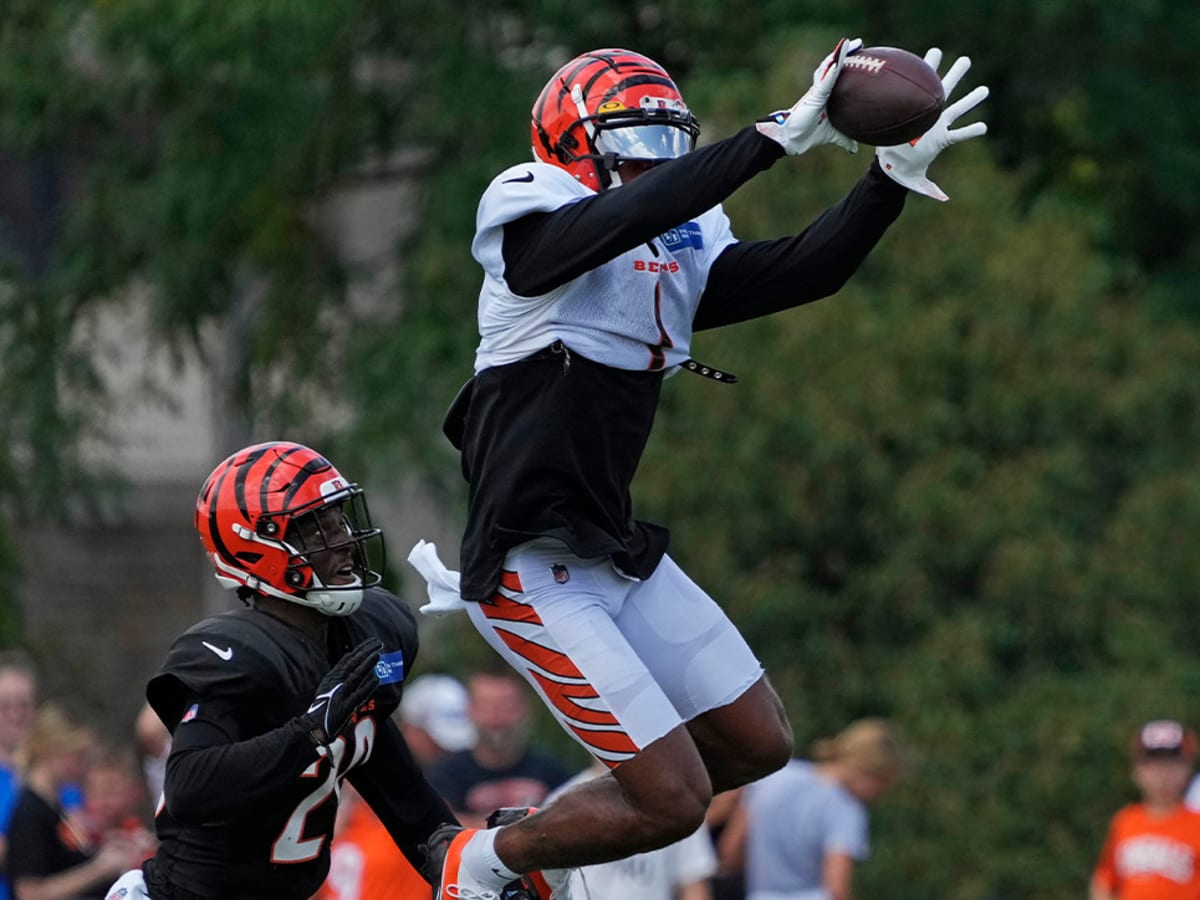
[{"left": 302, "top": 637, "right": 382, "bottom": 748}]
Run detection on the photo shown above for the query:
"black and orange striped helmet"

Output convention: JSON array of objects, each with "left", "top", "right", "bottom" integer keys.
[
  {"left": 531, "top": 48, "right": 700, "bottom": 191},
  {"left": 194, "top": 441, "right": 383, "bottom": 616}
]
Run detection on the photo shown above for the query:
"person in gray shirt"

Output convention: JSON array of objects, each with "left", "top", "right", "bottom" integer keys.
[{"left": 730, "top": 719, "right": 906, "bottom": 900}]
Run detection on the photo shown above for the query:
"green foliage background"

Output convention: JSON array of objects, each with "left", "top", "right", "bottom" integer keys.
[{"left": 2, "top": 0, "right": 1199, "bottom": 896}]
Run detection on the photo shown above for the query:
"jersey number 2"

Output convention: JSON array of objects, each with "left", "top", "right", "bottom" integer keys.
[{"left": 271, "top": 717, "right": 376, "bottom": 863}]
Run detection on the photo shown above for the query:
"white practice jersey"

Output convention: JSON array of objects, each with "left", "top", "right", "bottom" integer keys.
[{"left": 471, "top": 161, "right": 738, "bottom": 373}]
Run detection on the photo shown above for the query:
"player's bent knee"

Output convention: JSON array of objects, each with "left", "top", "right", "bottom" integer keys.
[
  {"left": 626, "top": 780, "right": 710, "bottom": 849},
  {"left": 749, "top": 720, "right": 794, "bottom": 777},
  {"left": 738, "top": 690, "right": 793, "bottom": 779},
  {"left": 615, "top": 726, "right": 713, "bottom": 846},
  {"left": 688, "top": 676, "right": 795, "bottom": 789}
]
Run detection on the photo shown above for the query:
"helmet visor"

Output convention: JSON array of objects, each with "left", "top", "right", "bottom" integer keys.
[{"left": 594, "top": 123, "right": 696, "bottom": 162}]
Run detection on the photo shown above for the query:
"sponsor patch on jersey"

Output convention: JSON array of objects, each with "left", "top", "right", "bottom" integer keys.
[
  {"left": 375, "top": 650, "right": 405, "bottom": 685},
  {"left": 659, "top": 222, "right": 703, "bottom": 252},
  {"left": 551, "top": 564, "right": 570, "bottom": 584},
  {"left": 180, "top": 703, "right": 199, "bottom": 725}
]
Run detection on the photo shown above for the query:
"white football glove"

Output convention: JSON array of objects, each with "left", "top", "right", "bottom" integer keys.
[
  {"left": 876, "top": 48, "right": 989, "bottom": 201},
  {"left": 756, "top": 37, "right": 862, "bottom": 156}
]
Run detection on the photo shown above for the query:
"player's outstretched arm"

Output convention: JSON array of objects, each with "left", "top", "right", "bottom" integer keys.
[{"left": 876, "top": 48, "right": 989, "bottom": 201}]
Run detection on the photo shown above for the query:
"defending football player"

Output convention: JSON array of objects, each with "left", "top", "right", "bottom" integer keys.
[
  {"left": 106, "top": 442, "right": 456, "bottom": 900},
  {"left": 414, "top": 42, "right": 988, "bottom": 900}
]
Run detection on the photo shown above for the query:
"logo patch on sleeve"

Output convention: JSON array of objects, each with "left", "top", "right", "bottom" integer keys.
[
  {"left": 375, "top": 650, "right": 405, "bottom": 685},
  {"left": 180, "top": 703, "right": 199, "bottom": 725},
  {"left": 660, "top": 222, "right": 704, "bottom": 251}
]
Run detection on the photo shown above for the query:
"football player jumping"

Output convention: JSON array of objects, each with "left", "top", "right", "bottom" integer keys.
[
  {"left": 107, "top": 442, "right": 457, "bottom": 900},
  {"left": 414, "top": 41, "right": 988, "bottom": 900}
]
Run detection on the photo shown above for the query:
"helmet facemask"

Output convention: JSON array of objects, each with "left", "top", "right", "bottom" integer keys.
[
  {"left": 272, "top": 488, "right": 384, "bottom": 617},
  {"left": 568, "top": 87, "right": 699, "bottom": 189}
]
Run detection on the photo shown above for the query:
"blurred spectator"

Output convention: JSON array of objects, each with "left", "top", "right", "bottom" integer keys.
[
  {"left": 132, "top": 701, "right": 170, "bottom": 806},
  {"left": 0, "top": 653, "right": 37, "bottom": 900},
  {"left": 707, "top": 789, "right": 747, "bottom": 900},
  {"left": 546, "top": 761, "right": 717, "bottom": 899},
  {"left": 732, "top": 718, "right": 906, "bottom": 900},
  {"left": 315, "top": 784, "right": 431, "bottom": 900},
  {"left": 1092, "top": 719, "right": 1200, "bottom": 900},
  {"left": 427, "top": 669, "right": 572, "bottom": 827},
  {"left": 398, "top": 674, "right": 476, "bottom": 769},
  {"left": 6, "top": 704, "right": 143, "bottom": 899},
  {"left": 80, "top": 747, "right": 155, "bottom": 863},
  {"left": 0, "top": 656, "right": 36, "bottom": 770}
]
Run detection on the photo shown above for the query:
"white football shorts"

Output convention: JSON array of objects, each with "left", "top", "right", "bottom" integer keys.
[{"left": 466, "top": 538, "right": 763, "bottom": 768}]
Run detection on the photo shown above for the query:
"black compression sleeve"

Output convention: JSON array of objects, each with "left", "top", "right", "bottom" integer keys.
[
  {"left": 161, "top": 696, "right": 321, "bottom": 823},
  {"left": 349, "top": 718, "right": 458, "bottom": 878},
  {"left": 502, "top": 126, "right": 786, "bottom": 297},
  {"left": 693, "top": 158, "right": 908, "bottom": 331}
]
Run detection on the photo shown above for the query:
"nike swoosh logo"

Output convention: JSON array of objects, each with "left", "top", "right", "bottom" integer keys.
[
  {"left": 307, "top": 685, "right": 340, "bottom": 717},
  {"left": 202, "top": 641, "right": 233, "bottom": 661},
  {"left": 503, "top": 171, "right": 534, "bottom": 184}
]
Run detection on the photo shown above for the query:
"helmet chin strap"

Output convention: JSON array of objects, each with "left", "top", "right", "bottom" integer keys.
[
  {"left": 605, "top": 154, "right": 624, "bottom": 188},
  {"left": 306, "top": 573, "right": 364, "bottom": 617},
  {"left": 211, "top": 544, "right": 365, "bottom": 617}
]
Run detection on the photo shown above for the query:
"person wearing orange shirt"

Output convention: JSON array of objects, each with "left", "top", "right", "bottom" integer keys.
[
  {"left": 316, "top": 784, "right": 432, "bottom": 900},
  {"left": 1092, "top": 719, "right": 1200, "bottom": 900}
]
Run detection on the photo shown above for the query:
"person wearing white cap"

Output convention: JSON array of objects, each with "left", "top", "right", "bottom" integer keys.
[{"left": 400, "top": 675, "right": 478, "bottom": 769}]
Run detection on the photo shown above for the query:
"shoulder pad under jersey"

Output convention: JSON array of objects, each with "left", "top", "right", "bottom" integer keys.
[{"left": 146, "top": 610, "right": 312, "bottom": 731}]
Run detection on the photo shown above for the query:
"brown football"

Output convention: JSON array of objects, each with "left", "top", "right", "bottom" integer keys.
[{"left": 826, "top": 46, "right": 945, "bottom": 146}]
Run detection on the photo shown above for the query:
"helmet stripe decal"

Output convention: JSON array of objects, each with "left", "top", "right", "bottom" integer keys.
[
  {"left": 535, "top": 51, "right": 671, "bottom": 126},
  {"left": 234, "top": 443, "right": 274, "bottom": 519},
  {"left": 596, "top": 73, "right": 677, "bottom": 105},
  {"left": 280, "top": 452, "right": 332, "bottom": 510},
  {"left": 205, "top": 461, "right": 239, "bottom": 567},
  {"left": 259, "top": 442, "right": 303, "bottom": 515}
]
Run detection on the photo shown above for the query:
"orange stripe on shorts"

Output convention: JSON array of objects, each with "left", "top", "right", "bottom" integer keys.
[
  {"left": 491, "top": 627, "right": 584, "bottom": 682},
  {"left": 481, "top": 593, "right": 545, "bottom": 625},
  {"left": 566, "top": 722, "right": 640, "bottom": 756},
  {"left": 530, "top": 670, "right": 622, "bottom": 727}
]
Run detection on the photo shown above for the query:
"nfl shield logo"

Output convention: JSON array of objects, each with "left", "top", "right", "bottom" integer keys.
[{"left": 551, "top": 564, "right": 570, "bottom": 584}]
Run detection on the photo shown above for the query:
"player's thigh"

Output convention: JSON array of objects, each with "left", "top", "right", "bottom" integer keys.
[
  {"left": 465, "top": 540, "right": 683, "bottom": 768},
  {"left": 616, "top": 553, "right": 763, "bottom": 722},
  {"left": 619, "top": 555, "right": 791, "bottom": 783}
]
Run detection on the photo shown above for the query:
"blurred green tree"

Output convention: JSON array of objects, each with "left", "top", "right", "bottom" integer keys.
[{"left": 0, "top": 3, "right": 1198, "bottom": 896}]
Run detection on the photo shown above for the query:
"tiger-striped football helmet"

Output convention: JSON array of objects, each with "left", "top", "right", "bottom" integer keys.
[
  {"left": 531, "top": 48, "right": 700, "bottom": 191},
  {"left": 194, "top": 442, "right": 383, "bottom": 616}
]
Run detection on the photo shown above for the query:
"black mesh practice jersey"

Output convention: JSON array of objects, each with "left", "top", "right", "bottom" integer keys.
[{"left": 141, "top": 587, "right": 455, "bottom": 900}]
